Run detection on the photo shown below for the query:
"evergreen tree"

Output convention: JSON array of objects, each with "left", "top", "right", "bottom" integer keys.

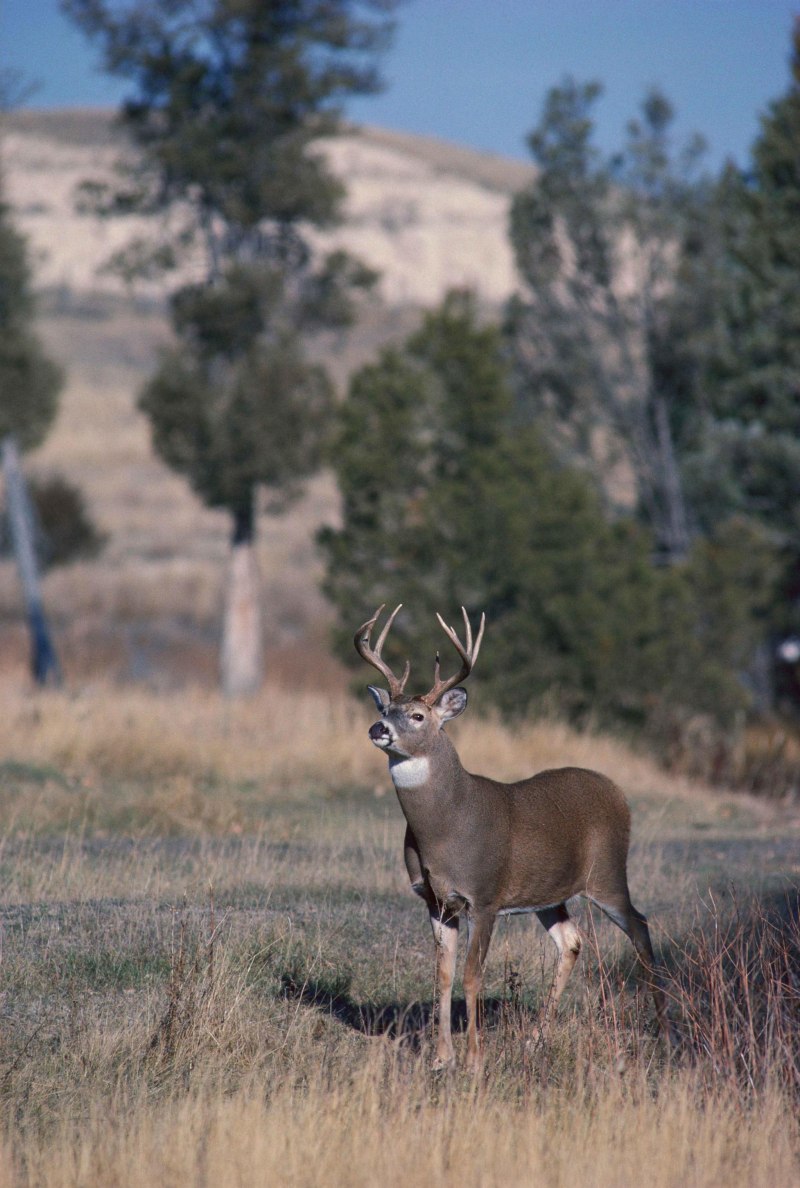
[
  {"left": 689, "top": 24, "right": 800, "bottom": 542},
  {"left": 507, "top": 81, "right": 711, "bottom": 562},
  {"left": 0, "top": 163, "right": 63, "bottom": 683},
  {"left": 0, "top": 177, "right": 61, "bottom": 448},
  {"left": 683, "top": 21, "right": 800, "bottom": 702},
  {"left": 322, "top": 293, "right": 758, "bottom": 729},
  {"left": 64, "top": 0, "right": 392, "bottom": 693}
]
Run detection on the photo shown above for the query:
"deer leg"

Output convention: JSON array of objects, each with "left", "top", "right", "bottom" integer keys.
[
  {"left": 534, "top": 904, "right": 582, "bottom": 1033},
  {"left": 463, "top": 910, "right": 495, "bottom": 1074},
  {"left": 429, "top": 907, "right": 459, "bottom": 1069},
  {"left": 592, "top": 894, "right": 675, "bottom": 1047}
]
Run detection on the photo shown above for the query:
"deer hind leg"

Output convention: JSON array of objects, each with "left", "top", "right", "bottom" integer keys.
[
  {"left": 463, "top": 910, "right": 495, "bottom": 1074},
  {"left": 429, "top": 907, "right": 459, "bottom": 1069},
  {"left": 592, "top": 893, "right": 675, "bottom": 1047},
  {"left": 535, "top": 904, "right": 582, "bottom": 1031}
]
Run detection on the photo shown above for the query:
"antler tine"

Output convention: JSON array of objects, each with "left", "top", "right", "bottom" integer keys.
[
  {"left": 471, "top": 609, "right": 486, "bottom": 666},
  {"left": 423, "top": 607, "right": 486, "bottom": 705},
  {"left": 356, "top": 602, "right": 385, "bottom": 637},
  {"left": 353, "top": 604, "right": 411, "bottom": 697},
  {"left": 436, "top": 607, "right": 485, "bottom": 666},
  {"left": 435, "top": 612, "right": 467, "bottom": 663},
  {"left": 376, "top": 602, "right": 403, "bottom": 655},
  {"left": 461, "top": 605, "right": 473, "bottom": 654}
]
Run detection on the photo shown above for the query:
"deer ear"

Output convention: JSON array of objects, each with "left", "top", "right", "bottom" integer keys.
[
  {"left": 367, "top": 685, "right": 391, "bottom": 712},
  {"left": 435, "top": 686, "right": 468, "bottom": 721}
]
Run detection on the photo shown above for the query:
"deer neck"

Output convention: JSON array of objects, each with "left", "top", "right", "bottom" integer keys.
[{"left": 388, "top": 731, "right": 468, "bottom": 810}]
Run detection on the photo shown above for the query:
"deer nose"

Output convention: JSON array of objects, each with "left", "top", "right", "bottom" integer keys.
[{"left": 369, "top": 721, "right": 390, "bottom": 742}]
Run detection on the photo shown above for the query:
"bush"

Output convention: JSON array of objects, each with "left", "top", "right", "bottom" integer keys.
[
  {"left": 322, "top": 293, "right": 776, "bottom": 734},
  {"left": 6, "top": 474, "right": 106, "bottom": 569}
]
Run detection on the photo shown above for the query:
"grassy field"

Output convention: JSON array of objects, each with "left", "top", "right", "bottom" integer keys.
[
  {"left": 1, "top": 123, "right": 797, "bottom": 1184},
  {"left": 0, "top": 676, "right": 797, "bottom": 1186}
]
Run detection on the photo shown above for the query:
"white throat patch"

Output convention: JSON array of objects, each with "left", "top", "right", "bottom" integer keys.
[{"left": 389, "top": 756, "right": 431, "bottom": 789}]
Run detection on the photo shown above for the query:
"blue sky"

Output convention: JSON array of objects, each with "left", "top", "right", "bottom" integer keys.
[{"left": 2, "top": 1, "right": 797, "bottom": 171}]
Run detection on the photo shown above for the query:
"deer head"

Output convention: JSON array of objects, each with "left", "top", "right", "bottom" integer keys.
[{"left": 354, "top": 604, "right": 485, "bottom": 758}]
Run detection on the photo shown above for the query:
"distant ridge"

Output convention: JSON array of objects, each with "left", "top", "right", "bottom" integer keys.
[
  {"left": 3, "top": 106, "right": 530, "bottom": 305},
  {"left": 3, "top": 106, "right": 121, "bottom": 148},
  {"left": 350, "top": 125, "right": 534, "bottom": 194},
  {"left": 4, "top": 106, "right": 535, "bottom": 192}
]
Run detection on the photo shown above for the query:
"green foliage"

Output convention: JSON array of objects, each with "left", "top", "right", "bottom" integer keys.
[
  {"left": 140, "top": 285, "right": 333, "bottom": 523},
  {"left": 65, "top": 0, "right": 391, "bottom": 537},
  {"left": 500, "top": 78, "right": 787, "bottom": 720},
  {"left": 27, "top": 474, "right": 107, "bottom": 568},
  {"left": 676, "top": 20, "right": 800, "bottom": 679},
  {"left": 322, "top": 294, "right": 768, "bottom": 728},
  {"left": 0, "top": 187, "right": 61, "bottom": 450},
  {"left": 507, "top": 80, "right": 711, "bottom": 561},
  {"left": 690, "top": 23, "right": 800, "bottom": 549},
  {"left": 64, "top": 0, "right": 394, "bottom": 274},
  {"left": 138, "top": 263, "right": 336, "bottom": 523}
]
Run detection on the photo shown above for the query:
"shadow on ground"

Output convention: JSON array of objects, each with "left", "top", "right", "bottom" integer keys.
[
  {"left": 280, "top": 972, "right": 527, "bottom": 1049},
  {"left": 282, "top": 887, "right": 799, "bottom": 1059}
]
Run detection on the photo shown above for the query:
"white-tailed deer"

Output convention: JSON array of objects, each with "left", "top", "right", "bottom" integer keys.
[{"left": 355, "top": 604, "right": 672, "bottom": 1072}]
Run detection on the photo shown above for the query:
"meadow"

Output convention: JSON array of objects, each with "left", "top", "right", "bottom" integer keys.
[
  {"left": 0, "top": 255, "right": 795, "bottom": 1182},
  {"left": 0, "top": 675, "right": 797, "bottom": 1186}
]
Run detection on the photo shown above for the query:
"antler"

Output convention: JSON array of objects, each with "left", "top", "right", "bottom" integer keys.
[
  {"left": 353, "top": 604, "right": 411, "bottom": 698},
  {"left": 421, "top": 606, "right": 486, "bottom": 706}
]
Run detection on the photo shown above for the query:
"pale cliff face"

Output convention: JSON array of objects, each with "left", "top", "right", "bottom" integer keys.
[{"left": 3, "top": 111, "right": 531, "bottom": 307}]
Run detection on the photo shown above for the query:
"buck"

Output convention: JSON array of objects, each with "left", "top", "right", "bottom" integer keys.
[{"left": 355, "top": 604, "right": 672, "bottom": 1072}]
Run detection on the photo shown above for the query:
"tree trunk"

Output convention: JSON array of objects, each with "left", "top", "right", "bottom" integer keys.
[
  {"left": 220, "top": 498, "right": 263, "bottom": 697},
  {"left": 653, "top": 395, "right": 691, "bottom": 562},
  {"left": 1, "top": 435, "right": 61, "bottom": 685}
]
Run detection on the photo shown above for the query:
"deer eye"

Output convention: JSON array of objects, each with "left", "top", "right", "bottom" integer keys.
[{"left": 410, "top": 712, "right": 425, "bottom": 722}]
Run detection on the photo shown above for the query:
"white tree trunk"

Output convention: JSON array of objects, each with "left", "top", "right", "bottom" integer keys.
[{"left": 220, "top": 534, "right": 263, "bottom": 697}]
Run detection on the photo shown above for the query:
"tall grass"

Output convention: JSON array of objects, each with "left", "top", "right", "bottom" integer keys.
[
  {"left": 2, "top": 898, "right": 797, "bottom": 1187},
  {"left": 4, "top": 1063, "right": 796, "bottom": 1188},
  {"left": 0, "top": 677, "right": 754, "bottom": 833},
  {"left": 0, "top": 678, "right": 796, "bottom": 1185}
]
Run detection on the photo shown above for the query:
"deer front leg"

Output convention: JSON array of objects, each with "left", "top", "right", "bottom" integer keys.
[
  {"left": 463, "top": 910, "right": 495, "bottom": 1074},
  {"left": 429, "top": 907, "right": 459, "bottom": 1069}
]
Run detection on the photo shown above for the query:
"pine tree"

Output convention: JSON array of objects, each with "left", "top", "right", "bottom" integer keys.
[
  {"left": 0, "top": 178, "right": 61, "bottom": 448},
  {"left": 690, "top": 23, "right": 800, "bottom": 545},
  {"left": 65, "top": 0, "right": 392, "bottom": 693},
  {"left": 0, "top": 164, "right": 63, "bottom": 683},
  {"left": 507, "top": 81, "right": 711, "bottom": 562},
  {"left": 684, "top": 20, "right": 800, "bottom": 701},
  {"left": 322, "top": 293, "right": 757, "bottom": 729}
]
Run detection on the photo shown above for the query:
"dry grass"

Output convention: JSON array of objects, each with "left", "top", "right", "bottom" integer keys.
[
  {"left": 3, "top": 1063, "right": 796, "bottom": 1188},
  {"left": 0, "top": 872, "right": 797, "bottom": 1186},
  {"left": 0, "top": 677, "right": 797, "bottom": 1184},
  {"left": 0, "top": 676, "right": 773, "bottom": 835}
]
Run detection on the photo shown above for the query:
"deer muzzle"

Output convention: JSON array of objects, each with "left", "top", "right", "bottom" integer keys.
[{"left": 369, "top": 721, "right": 394, "bottom": 749}]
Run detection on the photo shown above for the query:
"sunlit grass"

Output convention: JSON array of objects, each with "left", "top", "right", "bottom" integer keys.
[
  {"left": 0, "top": 678, "right": 797, "bottom": 1186},
  {"left": 0, "top": 677, "right": 761, "bottom": 835}
]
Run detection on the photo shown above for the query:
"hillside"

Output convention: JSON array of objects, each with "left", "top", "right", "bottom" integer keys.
[
  {"left": 0, "top": 109, "right": 533, "bottom": 686},
  {"left": 3, "top": 108, "right": 531, "bottom": 307}
]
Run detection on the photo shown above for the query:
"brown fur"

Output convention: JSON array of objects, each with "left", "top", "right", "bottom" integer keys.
[{"left": 368, "top": 691, "right": 672, "bottom": 1071}]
